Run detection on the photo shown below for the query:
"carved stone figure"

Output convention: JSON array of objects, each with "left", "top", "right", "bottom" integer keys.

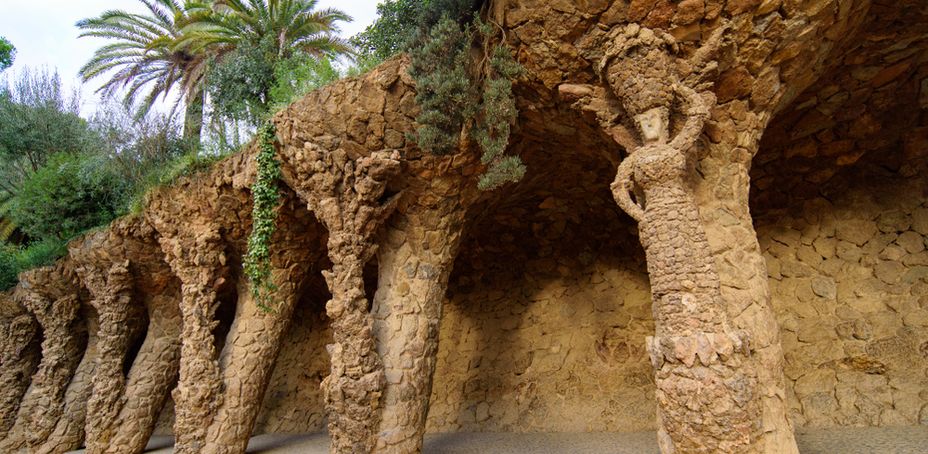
[{"left": 603, "top": 25, "right": 759, "bottom": 453}]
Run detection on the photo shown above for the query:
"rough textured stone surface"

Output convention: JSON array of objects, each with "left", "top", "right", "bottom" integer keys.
[{"left": 2, "top": 2, "right": 927, "bottom": 454}]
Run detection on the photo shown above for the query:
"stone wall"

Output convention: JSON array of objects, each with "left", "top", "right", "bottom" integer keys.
[{"left": 759, "top": 170, "right": 928, "bottom": 428}]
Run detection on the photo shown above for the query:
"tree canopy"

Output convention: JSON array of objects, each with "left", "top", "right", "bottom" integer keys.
[{"left": 0, "top": 37, "right": 14, "bottom": 71}]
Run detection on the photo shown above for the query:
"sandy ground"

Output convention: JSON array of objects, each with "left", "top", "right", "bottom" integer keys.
[{"left": 70, "top": 426, "right": 928, "bottom": 453}]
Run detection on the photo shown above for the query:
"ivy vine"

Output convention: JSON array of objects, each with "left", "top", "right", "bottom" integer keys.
[{"left": 244, "top": 122, "right": 282, "bottom": 311}]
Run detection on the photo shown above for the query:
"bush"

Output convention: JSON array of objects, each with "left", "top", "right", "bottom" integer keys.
[
  {"left": 0, "top": 244, "right": 17, "bottom": 290},
  {"left": 9, "top": 152, "right": 128, "bottom": 241},
  {"left": 0, "top": 238, "right": 68, "bottom": 291}
]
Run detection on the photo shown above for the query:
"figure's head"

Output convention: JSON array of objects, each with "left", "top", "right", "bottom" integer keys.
[
  {"left": 600, "top": 25, "right": 678, "bottom": 142},
  {"left": 634, "top": 107, "right": 670, "bottom": 144}
]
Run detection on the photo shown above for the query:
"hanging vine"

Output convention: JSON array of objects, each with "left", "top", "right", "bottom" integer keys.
[
  {"left": 244, "top": 122, "right": 282, "bottom": 311},
  {"left": 408, "top": 9, "right": 525, "bottom": 190}
]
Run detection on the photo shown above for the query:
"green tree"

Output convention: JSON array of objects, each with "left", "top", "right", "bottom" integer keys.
[
  {"left": 8, "top": 152, "right": 128, "bottom": 242},
  {"left": 351, "top": 0, "right": 423, "bottom": 63},
  {"left": 0, "top": 68, "right": 94, "bottom": 203},
  {"left": 77, "top": 0, "right": 211, "bottom": 143},
  {"left": 184, "top": 0, "right": 352, "bottom": 122},
  {"left": 0, "top": 37, "right": 15, "bottom": 72}
]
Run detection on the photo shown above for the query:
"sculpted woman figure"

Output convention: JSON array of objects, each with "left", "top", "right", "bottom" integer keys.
[{"left": 602, "top": 25, "right": 760, "bottom": 454}]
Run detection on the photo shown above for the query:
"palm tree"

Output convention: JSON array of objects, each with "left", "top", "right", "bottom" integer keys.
[
  {"left": 182, "top": 0, "right": 352, "bottom": 61},
  {"left": 180, "top": 0, "right": 351, "bottom": 121},
  {"left": 77, "top": 0, "right": 211, "bottom": 143}
]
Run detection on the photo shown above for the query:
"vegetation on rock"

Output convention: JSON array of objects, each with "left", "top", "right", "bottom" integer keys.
[
  {"left": 407, "top": 1, "right": 525, "bottom": 190},
  {"left": 243, "top": 123, "right": 281, "bottom": 311}
]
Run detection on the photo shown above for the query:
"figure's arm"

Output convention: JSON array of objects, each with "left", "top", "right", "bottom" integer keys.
[
  {"left": 669, "top": 84, "right": 714, "bottom": 152},
  {"left": 610, "top": 157, "right": 644, "bottom": 222}
]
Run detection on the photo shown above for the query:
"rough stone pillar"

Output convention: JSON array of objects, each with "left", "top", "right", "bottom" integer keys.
[
  {"left": 0, "top": 266, "right": 85, "bottom": 452},
  {"left": 0, "top": 308, "right": 39, "bottom": 438},
  {"left": 695, "top": 109, "right": 798, "bottom": 454},
  {"left": 201, "top": 202, "right": 321, "bottom": 454},
  {"left": 37, "top": 308, "right": 99, "bottom": 453},
  {"left": 371, "top": 213, "right": 465, "bottom": 453},
  {"left": 73, "top": 259, "right": 143, "bottom": 453},
  {"left": 199, "top": 281, "right": 299, "bottom": 454},
  {"left": 157, "top": 227, "right": 227, "bottom": 454},
  {"left": 282, "top": 141, "right": 401, "bottom": 453},
  {"left": 103, "top": 291, "right": 182, "bottom": 454},
  {"left": 372, "top": 158, "right": 477, "bottom": 453}
]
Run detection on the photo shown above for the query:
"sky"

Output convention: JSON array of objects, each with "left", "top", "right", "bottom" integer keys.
[{"left": 0, "top": 0, "right": 379, "bottom": 114}]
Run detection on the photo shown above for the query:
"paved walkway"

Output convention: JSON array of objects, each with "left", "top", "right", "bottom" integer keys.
[{"left": 73, "top": 426, "right": 928, "bottom": 453}]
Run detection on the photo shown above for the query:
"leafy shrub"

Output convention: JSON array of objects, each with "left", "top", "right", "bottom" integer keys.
[
  {"left": 269, "top": 55, "right": 341, "bottom": 110},
  {"left": 0, "top": 244, "right": 17, "bottom": 290},
  {"left": 9, "top": 152, "right": 128, "bottom": 241},
  {"left": 0, "top": 37, "right": 14, "bottom": 72},
  {"left": 0, "top": 238, "right": 68, "bottom": 291}
]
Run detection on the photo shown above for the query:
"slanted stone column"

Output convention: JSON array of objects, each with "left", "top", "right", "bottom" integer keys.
[
  {"left": 372, "top": 158, "right": 477, "bottom": 453},
  {"left": 696, "top": 108, "right": 798, "bottom": 454},
  {"left": 0, "top": 304, "right": 38, "bottom": 437},
  {"left": 282, "top": 141, "right": 401, "bottom": 453},
  {"left": 59, "top": 220, "right": 185, "bottom": 454},
  {"left": 71, "top": 254, "right": 142, "bottom": 453},
  {"left": 104, "top": 289, "right": 182, "bottom": 454},
  {"left": 201, "top": 196, "right": 323, "bottom": 454},
  {"left": 154, "top": 224, "right": 227, "bottom": 454},
  {"left": 0, "top": 266, "right": 85, "bottom": 452},
  {"left": 597, "top": 25, "right": 775, "bottom": 453},
  {"left": 37, "top": 307, "right": 99, "bottom": 454}
]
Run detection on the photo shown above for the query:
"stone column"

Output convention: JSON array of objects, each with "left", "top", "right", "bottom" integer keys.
[
  {"left": 201, "top": 204, "right": 321, "bottom": 454},
  {"left": 74, "top": 259, "right": 143, "bottom": 453},
  {"left": 103, "top": 291, "right": 183, "bottom": 454},
  {"left": 0, "top": 267, "right": 85, "bottom": 452},
  {"left": 157, "top": 227, "right": 227, "bottom": 454},
  {"left": 372, "top": 159, "right": 476, "bottom": 453},
  {"left": 282, "top": 141, "right": 401, "bottom": 453},
  {"left": 0, "top": 310, "right": 38, "bottom": 437},
  {"left": 695, "top": 110, "right": 798, "bottom": 454},
  {"left": 199, "top": 279, "right": 300, "bottom": 454},
  {"left": 36, "top": 307, "right": 99, "bottom": 453}
]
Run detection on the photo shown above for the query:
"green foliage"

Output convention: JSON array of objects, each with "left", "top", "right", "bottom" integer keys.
[
  {"left": 208, "top": 36, "right": 343, "bottom": 125},
  {"left": 207, "top": 36, "right": 279, "bottom": 125},
  {"left": 9, "top": 152, "right": 129, "bottom": 242},
  {"left": 270, "top": 54, "right": 341, "bottom": 109},
  {"left": 0, "top": 245, "right": 17, "bottom": 290},
  {"left": 243, "top": 123, "right": 281, "bottom": 311},
  {"left": 0, "top": 37, "right": 15, "bottom": 72},
  {"left": 351, "top": 0, "right": 477, "bottom": 66},
  {"left": 0, "top": 68, "right": 98, "bottom": 240},
  {"left": 408, "top": 18, "right": 476, "bottom": 155},
  {"left": 185, "top": 0, "right": 351, "bottom": 123},
  {"left": 0, "top": 238, "right": 69, "bottom": 291},
  {"left": 0, "top": 68, "right": 92, "bottom": 181},
  {"left": 408, "top": 9, "right": 525, "bottom": 190},
  {"left": 352, "top": 0, "right": 424, "bottom": 62}
]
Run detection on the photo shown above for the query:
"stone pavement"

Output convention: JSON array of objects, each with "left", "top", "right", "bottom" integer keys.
[{"left": 71, "top": 426, "right": 928, "bottom": 453}]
